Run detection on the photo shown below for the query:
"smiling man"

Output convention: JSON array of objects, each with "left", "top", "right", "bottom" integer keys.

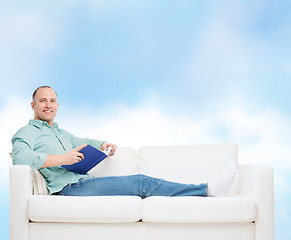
[
  {"left": 11, "top": 86, "right": 237, "bottom": 197},
  {"left": 31, "top": 86, "right": 59, "bottom": 127}
]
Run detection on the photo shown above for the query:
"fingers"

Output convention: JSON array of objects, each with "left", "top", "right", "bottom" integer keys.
[
  {"left": 75, "top": 151, "right": 85, "bottom": 160},
  {"left": 110, "top": 144, "right": 117, "bottom": 150},
  {"left": 70, "top": 144, "right": 86, "bottom": 162},
  {"left": 103, "top": 143, "right": 117, "bottom": 150},
  {"left": 73, "top": 152, "right": 84, "bottom": 162},
  {"left": 74, "top": 155, "right": 83, "bottom": 162},
  {"left": 74, "top": 144, "right": 88, "bottom": 152},
  {"left": 100, "top": 143, "right": 106, "bottom": 151},
  {"left": 106, "top": 143, "right": 117, "bottom": 156}
]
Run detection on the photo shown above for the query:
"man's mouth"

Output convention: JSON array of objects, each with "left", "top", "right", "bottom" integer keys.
[{"left": 44, "top": 110, "right": 53, "bottom": 113}]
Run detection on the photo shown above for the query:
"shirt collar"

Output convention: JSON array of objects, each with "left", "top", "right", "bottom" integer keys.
[{"left": 29, "top": 120, "right": 58, "bottom": 129}]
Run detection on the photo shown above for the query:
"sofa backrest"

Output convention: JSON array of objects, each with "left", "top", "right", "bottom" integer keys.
[
  {"left": 88, "top": 147, "right": 139, "bottom": 177},
  {"left": 138, "top": 142, "right": 238, "bottom": 184},
  {"left": 89, "top": 143, "right": 238, "bottom": 184}
]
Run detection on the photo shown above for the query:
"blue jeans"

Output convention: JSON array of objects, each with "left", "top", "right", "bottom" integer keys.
[{"left": 55, "top": 174, "right": 208, "bottom": 198}]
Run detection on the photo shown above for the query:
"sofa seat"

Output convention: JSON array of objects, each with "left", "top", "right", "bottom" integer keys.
[
  {"left": 27, "top": 195, "right": 143, "bottom": 223},
  {"left": 143, "top": 196, "right": 256, "bottom": 223}
]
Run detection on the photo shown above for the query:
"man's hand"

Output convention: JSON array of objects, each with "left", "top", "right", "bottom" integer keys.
[
  {"left": 61, "top": 144, "right": 87, "bottom": 165},
  {"left": 100, "top": 143, "right": 117, "bottom": 156},
  {"left": 42, "top": 144, "right": 88, "bottom": 168}
]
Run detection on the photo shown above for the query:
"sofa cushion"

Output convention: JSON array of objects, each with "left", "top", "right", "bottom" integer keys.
[
  {"left": 138, "top": 143, "right": 238, "bottom": 184},
  {"left": 88, "top": 147, "right": 139, "bottom": 177},
  {"left": 142, "top": 196, "right": 256, "bottom": 223},
  {"left": 28, "top": 195, "right": 142, "bottom": 223}
]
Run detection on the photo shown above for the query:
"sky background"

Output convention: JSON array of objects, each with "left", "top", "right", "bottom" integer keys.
[{"left": 0, "top": 0, "right": 291, "bottom": 239}]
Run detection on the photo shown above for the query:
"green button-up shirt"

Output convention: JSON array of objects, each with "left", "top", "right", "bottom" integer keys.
[{"left": 11, "top": 120, "right": 105, "bottom": 194}]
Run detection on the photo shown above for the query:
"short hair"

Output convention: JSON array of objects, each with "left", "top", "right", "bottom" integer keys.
[{"left": 32, "top": 86, "right": 57, "bottom": 101}]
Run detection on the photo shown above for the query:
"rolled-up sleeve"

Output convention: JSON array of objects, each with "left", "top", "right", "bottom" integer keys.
[{"left": 12, "top": 135, "right": 47, "bottom": 169}]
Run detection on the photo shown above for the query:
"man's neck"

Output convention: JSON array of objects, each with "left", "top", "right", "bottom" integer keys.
[{"left": 34, "top": 118, "right": 54, "bottom": 127}]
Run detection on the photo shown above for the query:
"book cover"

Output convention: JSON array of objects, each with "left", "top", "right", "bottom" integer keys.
[{"left": 61, "top": 145, "right": 110, "bottom": 174}]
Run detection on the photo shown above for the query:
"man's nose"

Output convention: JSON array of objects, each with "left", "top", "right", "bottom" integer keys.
[{"left": 45, "top": 102, "right": 51, "bottom": 108}]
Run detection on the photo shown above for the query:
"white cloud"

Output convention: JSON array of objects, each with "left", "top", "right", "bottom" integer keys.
[
  {"left": 60, "top": 100, "right": 291, "bottom": 168},
  {"left": 1, "top": 95, "right": 291, "bottom": 187},
  {"left": 214, "top": 109, "right": 291, "bottom": 166},
  {"left": 59, "top": 103, "right": 216, "bottom": 150}
]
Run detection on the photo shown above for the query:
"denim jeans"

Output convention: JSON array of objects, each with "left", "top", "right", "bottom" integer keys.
[{"left": 55, "top": 174, "right": 208, "bottom": 198}]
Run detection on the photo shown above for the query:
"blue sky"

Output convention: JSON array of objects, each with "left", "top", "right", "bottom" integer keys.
[{"left": 1, "top": 1, "right": 291, "bottom": 239}]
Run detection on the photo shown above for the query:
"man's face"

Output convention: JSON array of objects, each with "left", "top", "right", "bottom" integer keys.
[{"left": 31, "top": 87, "right": 59, "bottom": 126}]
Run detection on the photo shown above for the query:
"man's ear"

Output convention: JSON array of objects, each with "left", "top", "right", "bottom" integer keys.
[{"left": 31, "top": 101, "right": 35, "bottom": 109}]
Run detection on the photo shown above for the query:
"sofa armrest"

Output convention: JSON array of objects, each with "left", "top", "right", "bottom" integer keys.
[
  {"left": 9, "top": 165, "right": 33, "bottom": 240},
  {"left": 239, "top": 164, "right": 274, "bottom": 240}
]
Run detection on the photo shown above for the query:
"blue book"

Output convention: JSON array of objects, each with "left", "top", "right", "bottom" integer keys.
[{"left": 61, "top": 145, "right": 111, "bottom": 174}]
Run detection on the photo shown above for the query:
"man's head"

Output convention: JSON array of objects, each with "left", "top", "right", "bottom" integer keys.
[{"left": 31, "top": 86, "right": 59, "bottom": 127}]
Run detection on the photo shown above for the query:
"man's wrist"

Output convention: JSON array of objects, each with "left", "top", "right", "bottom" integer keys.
[
  {"left": 44, "top": 154, "right": 64, "bottom": 168},
  {"left": 56, "top": 154, "right": 63, "bottom": 166}
]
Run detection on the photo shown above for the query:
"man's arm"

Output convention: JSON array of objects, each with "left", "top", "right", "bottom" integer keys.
[
  {"left": 12, "top": 127, "right": 116, "bottom": 169},
  {"left": 12, "top": 135, "right": 47, "bottom": 169},
  {"left": 41, "top": 144, "right": 87, "bottom": 168},
  {"left": 41, "top": 143, "right": 117, "bottom": 168},
  {"left": 12, "top": 132, "right": 88, "bottom": 169}
]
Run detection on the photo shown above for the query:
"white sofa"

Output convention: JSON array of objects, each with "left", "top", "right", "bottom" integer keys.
[{"left": 9, "top": 143, "right": 274, "bottom": 240}]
